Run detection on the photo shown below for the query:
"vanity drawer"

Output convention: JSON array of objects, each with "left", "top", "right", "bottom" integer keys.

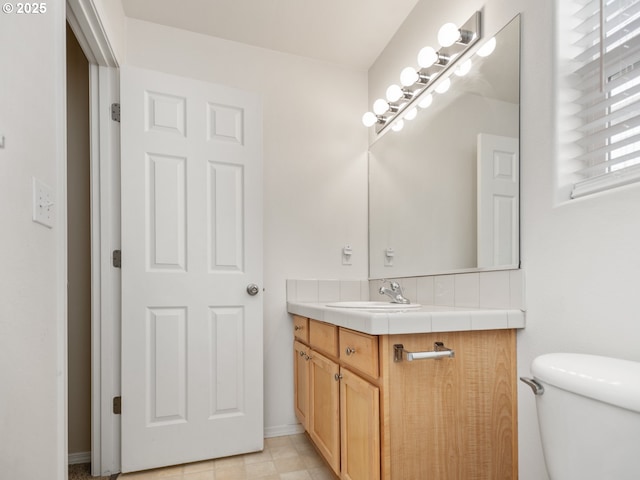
[
  {"left": 339, "top": 328, "right": 379, "bottom": 378},
  {"left": 293, "top": 315, "right": 309, "bottom": 343},
  {"left": 309, "top": 320, "right": 338, "bottom": 357}
]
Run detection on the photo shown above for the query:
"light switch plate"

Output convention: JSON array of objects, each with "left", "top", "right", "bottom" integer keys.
[
  {"left": 342, "top": 245, "right": 353, "bottom": 265},
  {"left": 385, "top": 247, "right": 394, "bottom": 266},
  {"left": 32, "top": 177, "right": 54, "bottom": 228}
]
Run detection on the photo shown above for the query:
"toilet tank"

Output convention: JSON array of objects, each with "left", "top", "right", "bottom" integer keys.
[{"left": 531, "top": 353, "right": 640, "bottom": 480}]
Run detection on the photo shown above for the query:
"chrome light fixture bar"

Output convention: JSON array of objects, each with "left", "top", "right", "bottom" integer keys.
[{"left": 363, "top": 11, "right": 482, "bottom": 135}]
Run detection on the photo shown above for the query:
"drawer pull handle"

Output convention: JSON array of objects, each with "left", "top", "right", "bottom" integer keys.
[
  {"left": 393, "top": 342, "right": 455, "bottom": 362},
  {"left": 345, "top": 347, "right": 356, "bottom": 356}
]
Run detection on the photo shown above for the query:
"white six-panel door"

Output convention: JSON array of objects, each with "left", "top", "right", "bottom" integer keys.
[
  {"left": 477, "top": 133, "right": 519, "bottom": 268},
  {"left": 120, "top": 66, "right": 263, "bottom": 473}
]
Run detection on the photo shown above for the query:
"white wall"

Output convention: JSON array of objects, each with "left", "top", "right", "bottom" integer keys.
[
  {"left": 369, "top": 1, "right": 640, "bottom": 479},
  {"left": 92, "top": 0, "right": 126, "bottom": 63},
  {"left": 124, "top": 19, "right": 369, "bottom": 434},
  {"left": 0, "top": 5, "right": 67, "bottom": 479}
]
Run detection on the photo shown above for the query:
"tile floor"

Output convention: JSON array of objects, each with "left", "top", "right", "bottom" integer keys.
[{"left": 118, "top": 434, "right": 337, "bottom": 480}]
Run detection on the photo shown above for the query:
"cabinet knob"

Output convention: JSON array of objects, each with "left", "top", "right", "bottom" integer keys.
[
  {"left": 299, "top": 350, "right": 305, "bottom": 357},
  {"left": 345, "top": 347, "right": 356, "bottom": 356},
  {"left": 294, "top": 325, "right": 303, "bottom": 331},
  {"left": 334, "top": 373, "right": 343, "bottom": 381}
]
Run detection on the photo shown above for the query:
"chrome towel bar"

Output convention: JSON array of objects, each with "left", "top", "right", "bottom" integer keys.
[{"left": 394, "top": 342, "right": 455, "bottom": 362}]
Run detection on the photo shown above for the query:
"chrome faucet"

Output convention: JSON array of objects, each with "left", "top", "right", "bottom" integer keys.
[{"left": 379, "top": 280, "right": 410, "bottom": 304}]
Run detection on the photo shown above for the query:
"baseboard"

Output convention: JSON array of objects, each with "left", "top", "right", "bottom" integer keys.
[
  {"left": 68, "top": 451, "right": 91, "bottom": 465},
  {"left": 68, "top": 427, "right": 304, "bottom": 465},
  {"left": 264, "top": 423, "right": 305, "bottom": 438}
]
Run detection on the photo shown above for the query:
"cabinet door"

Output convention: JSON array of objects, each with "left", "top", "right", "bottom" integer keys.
[
  {"left": 340, "top": 368, "right": 380, "bottom": 480},
  {"left": 309, "top": 350, "right": 341, "bottom": 476},
  {"left": 386, "top": 330, "right": 517, "bottom": 479},
  {"left": 293, "top": 341, "right": 310, "bottom": 429}
]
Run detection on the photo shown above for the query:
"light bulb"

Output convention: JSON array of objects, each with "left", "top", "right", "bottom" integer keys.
[
  {"left": 391, "top": 120, "right": 404, "bottom": 132},
  {"left": 404, "top": 108, "right": 417, "bottom": 121},
  {"left": 417, "top": 46, "right": 438, "bottom": 68},
  {"left": 362, "top": 112, "right": 377, "bottom": 127},
  {"left": 418, "top": 93, "right": 433, "bottom": 109},
  {"left": 400, "top": 67, "right": 419, "bottom": 87},
  {"left": 435, "top": 77, "right": 451, "bottom": 94},
  {"left": 477, "top": 37, "right": 496, "bottom": 57},
  {"left": 438, "top": 22, "right": 460, "bottom": 47},
  {"left": 455, "top": 59, "right": 472, "bottom": 77},
  {"left": 373, "top": 98, "right": 389, "bottom": 115},
  {"left": 386, "top": 84, "right": 403, "bottom": 102}
]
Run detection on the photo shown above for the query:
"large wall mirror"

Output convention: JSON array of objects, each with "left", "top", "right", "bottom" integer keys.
[{"left": 369, "top": 15, "right": 520, "bottom": 279}]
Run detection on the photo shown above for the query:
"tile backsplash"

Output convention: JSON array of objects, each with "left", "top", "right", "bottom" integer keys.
[
  {"left": 286, "top": 279, "right": 370, "bottom": 303},
  {"left": 369, "top": 269, "right": 525, "bottom": 310},
  {"left": 286, "top": 269, "right": 524, "bottom": 311}
]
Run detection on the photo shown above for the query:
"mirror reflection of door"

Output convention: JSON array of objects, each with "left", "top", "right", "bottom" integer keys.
[{"left": 477, "top": 134, "right": 519, "bottom": 268}]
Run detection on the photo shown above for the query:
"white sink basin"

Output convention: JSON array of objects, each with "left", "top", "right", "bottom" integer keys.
[{"left": 326, "top": 301, "right": 421, "bottom": 310}]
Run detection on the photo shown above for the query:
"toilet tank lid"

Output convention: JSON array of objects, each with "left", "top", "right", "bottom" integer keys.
[{"left": 531, "top": 353, "right": 640, "bottom": 413}]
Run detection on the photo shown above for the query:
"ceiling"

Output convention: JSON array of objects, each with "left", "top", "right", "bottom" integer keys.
[{"left": 120, "top": 0, "right": 420, "bottom": 70}]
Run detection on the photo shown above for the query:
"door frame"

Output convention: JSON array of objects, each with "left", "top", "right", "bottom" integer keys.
[{"left": 66, "top": 0, "right": 120, "bottom": 475}]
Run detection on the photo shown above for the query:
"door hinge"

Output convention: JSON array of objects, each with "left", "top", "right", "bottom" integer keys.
[
  {"left": 111, "top": 103, "right": 120, "bottom": 122},
  {"left": 113, "top": 396, "right": 122, "bottom": 415},
  {"left": 112, "top": 249, "right": 121, "bottom": 268}
]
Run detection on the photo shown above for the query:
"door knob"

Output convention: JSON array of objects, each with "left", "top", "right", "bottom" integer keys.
[{"left": 246, "top": 284, "right": 260, "bottom": 296}]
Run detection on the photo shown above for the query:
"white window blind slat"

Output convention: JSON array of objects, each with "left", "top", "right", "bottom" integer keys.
[
  {"left": 575, "top": 82, "right": 640, "bottom": 118},
  {"left": 577, "top": 99, "right": 640, "bottom": 133},
  {"left": 574, "top": 64, "right": 640, "bottom": 104},
  {"left": 576, "top": 148, "right": 640, "bottom": 177},
  {"left": 574, "top": 2, "right": 640, "bottom": 49},
  {"left": 575, "top": 112, "right": 640, "bottom": 147},
  {"left": 574, "top": 31, "right": 640, "bottom": 77},
  {"left": 574, "top": 131, "right": 640, "bottom": 163},
  {"left": 569, "top": 0, "right": 640, "bottom": 198}
]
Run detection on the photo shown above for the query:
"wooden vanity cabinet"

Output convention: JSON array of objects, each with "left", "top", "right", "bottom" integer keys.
[{"left": 292, "top": 315, "right": 517, "bottom": 480}]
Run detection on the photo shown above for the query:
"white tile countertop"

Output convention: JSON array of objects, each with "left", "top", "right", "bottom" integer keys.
[{"left": 287, "top": 301, "right": 525, "bottom": 336}]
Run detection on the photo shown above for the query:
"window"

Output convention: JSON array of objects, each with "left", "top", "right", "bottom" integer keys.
[{"left": 567, "top": 0, "right": 640, "bottom": 198}]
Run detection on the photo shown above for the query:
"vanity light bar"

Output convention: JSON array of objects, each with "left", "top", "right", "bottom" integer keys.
[{"left": 362, "top": 11, "right": 481, "bottom": 135}]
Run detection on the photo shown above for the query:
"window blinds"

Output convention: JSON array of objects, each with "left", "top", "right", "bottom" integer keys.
[{"left": 570, "top": 0, "right": 640, "bottom": 198}]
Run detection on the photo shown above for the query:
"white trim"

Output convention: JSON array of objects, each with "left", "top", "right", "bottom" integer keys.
[
  {"left": 66, "top": 0, "right": 118, "bottom": 68},
  {"left": 93, "top": 65, "right": 121, "bottom": 477},
  {"left": 56, "top": 3, "right": 69, "bottom": 480},
  {"left": 89, "top": 62, "right": 103, "bottom": 477},
  {"left": 571, "top": 162, "right": 640, "bottom": 198},
  {"left": 264, "top": 424, "right": 305, "bottom": 438},
  {"left": 68, "top": 452, "right": 92, "bottom": 465}
]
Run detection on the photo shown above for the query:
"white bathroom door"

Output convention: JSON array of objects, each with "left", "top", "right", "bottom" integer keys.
[
  {"left": 120, "top": 66, "right": 263, "bottom": 473},
  {"left": 477, "top": 134, "right": 519, "bottom": 268}
]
